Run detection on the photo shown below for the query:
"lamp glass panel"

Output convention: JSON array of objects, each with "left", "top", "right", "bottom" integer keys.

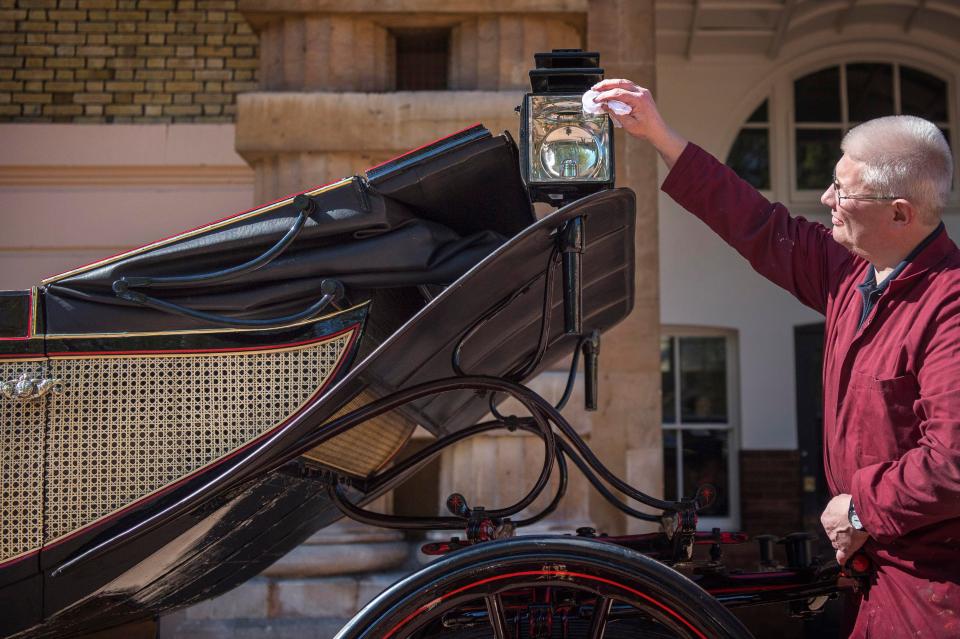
[{"left": 528, "top": 95, "right": 611, "bottom": 184}]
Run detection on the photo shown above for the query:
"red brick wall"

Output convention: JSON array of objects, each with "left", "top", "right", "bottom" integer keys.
[
  {"left": 0, "top": 0, "right": 258, "bottom": 122},
  {"left": 739, "top": 450, "right": 802, "bottom": 535}
]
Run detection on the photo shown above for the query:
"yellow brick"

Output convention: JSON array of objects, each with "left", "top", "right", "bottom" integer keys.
[
  {"left": 165, "top": 80, "right": 200, "bottom": 91},
  {"left": 13, "top": 92, "right": 51, "bottom": 103},
  {"left": 106, "top": 10, "right": 145, "bottom": 20},
  {"left": 48, "top": 10, "right": 86, "bottom": 20},
  {"left": 195, "top": 69, "right": 228, "bottom": 80},
  {"left": 104, "top": 80, "right": 143, "bottom": 91},
  {"left": 138, "top": 21, "right": 175, "bottom": 33},
  {"left": 163, "top": 104, "right": 201, "bottom": 115},
  {"left": 106, "top": 33, "right": 145, "bottom": 45},
  {"left": 78, "top": 0, "right": 118, "bottom": 9},
  {"left": 19, "top": 21, "right": 56, "bottom": 32},
  {"left": 136, "top": 69, "right": 173, "bottom": 81},
  {"left": 46, "top": 57, "right": 84, "bottom": 68},
  {"left": 225, "top": 57, "right": 256, "bottom": 69},
  {"left": 74, "top": 92, "right": 110, "bottom": 103},
  {"left": 44, "top": 103, "right": 83, "bottom": 115},
  {"left": 135, "top": 45, "right": 173, "bottom": 56},
  {"left": 76, "top": 45, "right": 114, "bottom": 56},
  {"left": 15, "top": 68, "right": 52, "bottom": 79},
  {"left": 105, "top": 104, "right": 142, "bottom": 115},
  {"left": 77, "top": 22, "right": 112, "bottom": 33},
  {"left": 45, "top": 80, "right": 83, "bottom": 91}
]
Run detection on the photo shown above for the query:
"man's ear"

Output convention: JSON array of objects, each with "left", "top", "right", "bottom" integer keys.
[{"left": 891, "top": 198, "right": 917, "bottom": 226}]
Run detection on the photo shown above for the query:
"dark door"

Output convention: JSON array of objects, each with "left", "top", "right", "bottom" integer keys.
[{"left": 794, "top": 322, "right": 829, "bottom": 533}]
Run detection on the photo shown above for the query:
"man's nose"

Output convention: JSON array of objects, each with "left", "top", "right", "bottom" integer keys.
[{"left": 821, "top": 183, "right": 835, "bottom": 208}]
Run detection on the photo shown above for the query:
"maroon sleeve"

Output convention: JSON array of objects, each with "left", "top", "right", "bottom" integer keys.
[
  {"left": 661, "top": 143, "right": 851, "bottom": 314},
  {"left": 850, "top": 298, "right": 960, "bottom": 544}
]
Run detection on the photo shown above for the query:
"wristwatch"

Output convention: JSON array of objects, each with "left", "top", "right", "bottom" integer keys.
[{"left": 848, "top": 499, "right": 865, "bottom": 531}]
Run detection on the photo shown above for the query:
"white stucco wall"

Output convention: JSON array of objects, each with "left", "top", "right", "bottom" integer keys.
[
  {"left": 656, "top": 32, "right": 960, "bottom": 451},
  {"left": 0, "top": 124, "right": 254, "bottom": 290}
]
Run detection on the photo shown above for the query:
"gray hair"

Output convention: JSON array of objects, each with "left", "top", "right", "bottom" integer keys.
[{"left": 841, "top": 115, "right": 953, "bottom": 223}]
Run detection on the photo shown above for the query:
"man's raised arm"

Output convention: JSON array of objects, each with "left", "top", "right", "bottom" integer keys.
[{"left": 590, "top": 79, "right": 851, "bottom": 315}]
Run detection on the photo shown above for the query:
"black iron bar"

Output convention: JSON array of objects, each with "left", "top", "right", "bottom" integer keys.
[
  {"left": 485, "top": 594, "right": 510, "bottom": 639},
  {"left": 560, "top": 216, "right": 584, "bottom": 335},
  {"left": 587, "top": 597, "right": 613, "bottom": 639}
]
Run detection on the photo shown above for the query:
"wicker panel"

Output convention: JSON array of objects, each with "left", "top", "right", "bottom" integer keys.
[
  {"left": 44, "top": 332, "right": 353, "bottom": 543},
  {"left": 1, "top": 360, "right": 46, "bottom": 564},
  {"left": 303, "top": 390, "right": 417, "bottom": 477}
]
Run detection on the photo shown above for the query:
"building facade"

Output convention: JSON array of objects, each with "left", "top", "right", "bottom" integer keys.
[{"left": 1, "top": 0, "right": 959, "bottom": 636}]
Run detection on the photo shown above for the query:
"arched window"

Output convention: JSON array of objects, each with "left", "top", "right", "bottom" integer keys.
[
  {"left": 793, "top": 63, "right": 950, "bottom": 192},
  {"left": 726, "top": 100, "right": 770, "bottom": 191},
  {"left": 724, "top": 61, "right": 954, "bottom": 206}
]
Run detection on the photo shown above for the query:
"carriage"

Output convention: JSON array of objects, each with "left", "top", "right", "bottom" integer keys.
[{"left": 0, "top": 54, "right": 868, "bottom": 639}]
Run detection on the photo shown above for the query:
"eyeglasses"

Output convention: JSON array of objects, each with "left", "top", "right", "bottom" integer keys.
[{"left": 831, "top": 172, "right": 902, "bottom": 204}]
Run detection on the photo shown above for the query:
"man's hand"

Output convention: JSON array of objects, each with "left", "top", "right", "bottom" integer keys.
[
  {"left": 821, "top": 493, "right": 870, "bottom": 565},
  {"left": 589, "top": 79, "right": 688, "bottom": 168}
]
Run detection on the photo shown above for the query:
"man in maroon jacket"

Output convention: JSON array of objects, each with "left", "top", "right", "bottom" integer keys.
[{"left": 591, "top": 80, "right": 959, "bottom": 637}]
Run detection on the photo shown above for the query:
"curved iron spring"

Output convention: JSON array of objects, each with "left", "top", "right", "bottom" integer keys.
[{"left": 315, "top": 375, "right": 704, "bottom": 531}]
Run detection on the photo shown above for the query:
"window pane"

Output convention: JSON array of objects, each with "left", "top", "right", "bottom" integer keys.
[
  {"left": 796, "top": 128, "right": 842, "bottom": 190},
  {"left": 679, "top": 337, "right": 727, "bottom": 423},
  {"left": 394, "top": 30, "right": 450, "bottom": 91},
  {"left": 847, "top": 63, "right": 894, "bottom": 121},
  {"left": 682, "top": 429, "right": 730, "bottom": 517},
  {"left": 661, "top": 337, "right": 676, "bottom": 424},
  {"left": 663, "top": 429, "right": 678, "bottom": 501},
  {"left": 901, "top": 66, "right": 948, "bottom": 122},
  {"left": 746, "top": 100, "right": 768, "bottom": 123},
  {"left": 795, "top": 67, "right": 841, "bottom": 122},
  {"left": 726, "top": 128, "right": 770, "bottom": 190}
]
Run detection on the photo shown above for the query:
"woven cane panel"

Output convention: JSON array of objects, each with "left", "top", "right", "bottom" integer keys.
[
  {"left": 303, "top": 390, "right": 417, "bottom": 477},
  {"left": 1, "top": 360, "right": 46, "bottom": 564},
  {"left": 44, "top": 333, "right": 352, "bottom": 543}
]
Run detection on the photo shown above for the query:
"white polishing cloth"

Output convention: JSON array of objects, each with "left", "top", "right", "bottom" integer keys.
[{"left": 582, "top": 90, "right": 632, "bottom": 116}]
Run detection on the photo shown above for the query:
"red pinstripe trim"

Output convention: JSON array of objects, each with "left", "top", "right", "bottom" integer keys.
[
  {"left": 382, "top": 569, "right": 708, "bottom": 639},
  {"left": 365, "top": 123, "right": 484, "bottom": 173},
  {"left": 47, "top": 324, "right": 356, "bottom": 358},
  {"left": 0, "top": 323, "right": 360, "bottom": 568}
]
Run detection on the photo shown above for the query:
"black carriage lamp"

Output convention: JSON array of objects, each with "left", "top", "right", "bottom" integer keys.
[
  {"left": 519, "top": 49, "right": 613, "bottom": 207},
  {"left": 518, "top": 50, "right": 613, "bottom": 411}
]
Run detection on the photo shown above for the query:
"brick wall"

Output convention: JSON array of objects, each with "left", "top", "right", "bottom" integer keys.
[
  {"left": 0, "top": 0, "right": 258, "bottom": 122},
  {"left": 739, "top": 450, "right": 802, "bottom": 536}
]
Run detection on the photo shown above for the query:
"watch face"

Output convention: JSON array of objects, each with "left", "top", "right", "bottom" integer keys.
[{"left": 849, "top": 501, "right": 864, "bottom": 530}]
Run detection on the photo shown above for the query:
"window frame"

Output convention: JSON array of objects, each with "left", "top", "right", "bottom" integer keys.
[
  {"left": 787, "top": 59, "right": 956, "bottom": 206},
  {"left": 661, "top": 326, "right": 741, "bottom": 531}
]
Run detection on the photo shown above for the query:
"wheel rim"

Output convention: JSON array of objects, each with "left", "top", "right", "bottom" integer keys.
[{"left": 337, "top": 537, "right": 753, "bottom": 639}]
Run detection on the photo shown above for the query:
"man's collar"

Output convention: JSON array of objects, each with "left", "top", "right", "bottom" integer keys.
[{"left": 887, "top": 222, "right": 953, "bottom": 290}]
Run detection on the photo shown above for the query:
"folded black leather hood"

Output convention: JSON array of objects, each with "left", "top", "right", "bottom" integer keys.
[{"left": 42, "top": 126, "right": 535, "bottom": 335}]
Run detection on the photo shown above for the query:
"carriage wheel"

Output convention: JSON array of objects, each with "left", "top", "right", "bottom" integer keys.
[{"left": 334, "top": 536, "right": 753, "bottom": 639}]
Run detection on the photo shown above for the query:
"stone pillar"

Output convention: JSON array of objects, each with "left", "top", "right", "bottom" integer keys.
[
  {"left": 436, "top": 372, "right": 593, "bottom": 535},
  {"left": 586, "top": 0, "right": 662, "bottom": 535}
]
